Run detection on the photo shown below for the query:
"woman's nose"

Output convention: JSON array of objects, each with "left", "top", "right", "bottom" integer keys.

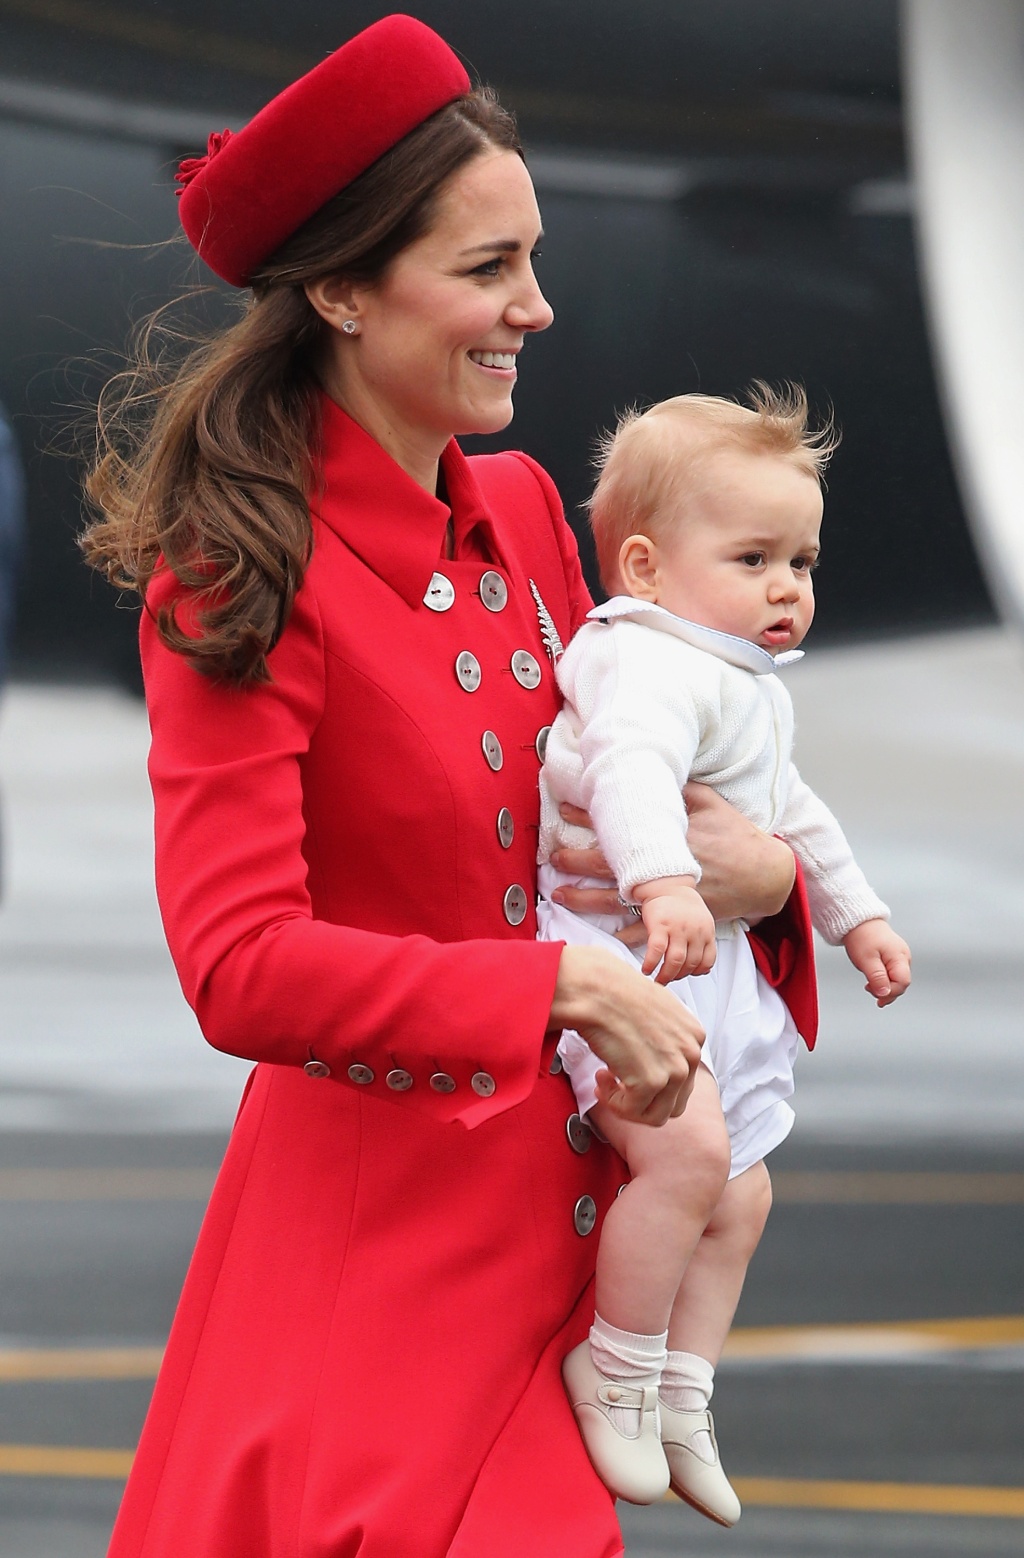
[{"left": 507, "top": 276, "right": 554, "bottom": 334}]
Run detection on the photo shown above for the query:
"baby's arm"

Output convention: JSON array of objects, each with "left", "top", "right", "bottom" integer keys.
[
  {"left": 843, "top": 919, "right": 911, "bottom": 1007},
  {"left": 779, "top": 763, "right": 911, "bottom": 1005},
  {"left": 632, "top": 874, "right": 717, "bottom": 984}
]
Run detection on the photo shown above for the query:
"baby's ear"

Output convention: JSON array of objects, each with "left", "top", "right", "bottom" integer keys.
[{"left": 618, "top": 534, "right": 660, "bottom": 599}]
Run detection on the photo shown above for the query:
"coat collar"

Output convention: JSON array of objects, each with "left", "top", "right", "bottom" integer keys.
[
  {"left": 310, "top": 392, "right": 507, "bottom": 609},
  {"left": 586, "top": 596, "right": 805, "bottom": 675}
]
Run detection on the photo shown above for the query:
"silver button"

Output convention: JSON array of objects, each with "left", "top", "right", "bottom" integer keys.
[
  {"left": 423, "top": 572, "right": 455, "bottom": 612},
  {"left": 573, "top": 1194, "right": 597, "bottom": 1236},
  {"left": 497, "top": 808, "right": 514, "bottom": 849},
  {"left": 303, "top": 1059, "right": 331, "bottom": 1079},
  {"left": 347, "top": 1063, "right": 374, "bottom": 1086},
  {"left": 510, "top": 649, "right": 542, "bottom": 689},
  {"left": 549, "top": 1052, "right": 563, "bottom": 1075},
  {"left": 482, "top": 731, "right": 504, "bottom": 771},
  {"left": 535, "top": 725, "right": 551, "bottom": 761},
  {"left": 386, "top": 1068, "right": 414, "bottom": 1092},
  {"left": 567, "top": 1113, "right": 592, "bottom": 1154},
  {"left": 430, "top": 1071, "right": 457, "bottom": 1094},
  {"left": 503, "top": 884, "right": 528, "bottom": 925},
  {"left": 471, "top": 1070, "right": 496, "bottom": 1097},
  {"left": 479, "top": 570, "right": 508, "bottom": 612},
  {"left": 455, "top": 651, "right": 481, "bottom": 692}
]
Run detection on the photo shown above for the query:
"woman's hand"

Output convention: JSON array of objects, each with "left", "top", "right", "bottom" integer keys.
[
  {"left": 549, "top": 788, "right": 796, "bottom": 933},
  {"left": 548, "top": 945, "right": 704, "bottom": 1126}
]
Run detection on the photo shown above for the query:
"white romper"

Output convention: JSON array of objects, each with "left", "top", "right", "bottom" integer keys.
[{"left": 537, "top": 598, "right": 889, "bottom": 1176}]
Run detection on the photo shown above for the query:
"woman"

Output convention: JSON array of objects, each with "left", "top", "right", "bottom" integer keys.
[{"left": 83, "top": 17, "right": 798, "bottom": 1556}]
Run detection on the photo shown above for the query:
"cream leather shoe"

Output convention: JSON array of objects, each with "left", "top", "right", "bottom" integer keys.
[
  {"left": 659, "top": 1401, "right": 741, "bottom": 1526},
  {"left": 561, "top": 1341, "right": 670, "bottom": 1505}
]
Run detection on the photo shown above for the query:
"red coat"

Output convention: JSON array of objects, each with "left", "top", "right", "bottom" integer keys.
[{"left": 109, "top": 397, "right": 629, "bottom": 1558}]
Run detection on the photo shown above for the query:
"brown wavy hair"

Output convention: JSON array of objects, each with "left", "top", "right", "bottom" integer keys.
[{"left": 81, "top": 88, "right": 522, "bottom": 685}]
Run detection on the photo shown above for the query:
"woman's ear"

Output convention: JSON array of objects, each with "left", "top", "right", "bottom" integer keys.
[
  {"left": 617, "top": 534, "right": 661, "bottom": 601},
  {"left": 304, "top": 275, "right": 362, "bottom": 333}
]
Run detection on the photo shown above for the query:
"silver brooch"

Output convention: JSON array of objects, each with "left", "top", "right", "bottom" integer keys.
[{"left": 529, "top": 579, "right": 564, "bottom": 665}]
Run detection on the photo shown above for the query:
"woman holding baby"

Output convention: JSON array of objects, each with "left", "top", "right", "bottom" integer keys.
[{"left": 83, "top": 17, "right": 801, "bottom": 1556}]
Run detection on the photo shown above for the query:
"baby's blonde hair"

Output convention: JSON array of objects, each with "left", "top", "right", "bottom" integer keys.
[{"left": 588, "top": 381, "right": 839, "bottom": 590}]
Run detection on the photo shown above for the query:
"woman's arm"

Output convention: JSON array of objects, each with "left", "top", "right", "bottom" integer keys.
[{"left": 551, "top": 786, "right": 796, "bottom": 929}]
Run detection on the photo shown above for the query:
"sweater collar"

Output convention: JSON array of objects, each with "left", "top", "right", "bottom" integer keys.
[
  {"left": 586, "top": 596, "right": 804, "bottom": 675},
  {"left": 310, "top": 392, "right": 507, "bottom": 609}
]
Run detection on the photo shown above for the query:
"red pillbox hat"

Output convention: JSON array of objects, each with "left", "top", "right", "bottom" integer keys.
[{"left": 176, "top": 14, "right": 471, "bottom": 287}]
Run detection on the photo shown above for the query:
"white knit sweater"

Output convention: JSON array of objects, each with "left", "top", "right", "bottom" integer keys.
[{"left": 539, "top": 598, "right": 889, "bottom": 946}]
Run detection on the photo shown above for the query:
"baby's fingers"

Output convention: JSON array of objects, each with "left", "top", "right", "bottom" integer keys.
[
  {"left": 878, "top": 948, "right": 912, "bottom": 1006},
  {"left": 859, "top": 951, "right": 893, "bottom": 1004},
  {"left": 642, "top": 931, "right": 668, "bottom": 978}
]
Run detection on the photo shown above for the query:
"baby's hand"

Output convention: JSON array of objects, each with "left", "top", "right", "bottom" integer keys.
[
  {"left": 843, "top": 919, "right": 912, "bottom": 1007},
  {"left": 632, "top": 876, "right": 717, "bottom": 984}
]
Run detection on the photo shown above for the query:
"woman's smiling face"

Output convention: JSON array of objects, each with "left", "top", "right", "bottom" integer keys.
[{"left": 315, "top": 149, "right": 553, "bottom": 481}]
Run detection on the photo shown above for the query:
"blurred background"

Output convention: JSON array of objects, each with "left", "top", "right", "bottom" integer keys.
[{"left": 0, "top": 3, "right": 1022, "bottom": 1556}]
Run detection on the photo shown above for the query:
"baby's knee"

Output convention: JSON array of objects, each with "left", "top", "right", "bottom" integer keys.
[
  {"left": 721, "top": 1160, "right": 774, "bottom": 1252},
  {"left": 663, "top": 1108, "right": 731, "bottom": 1215}
]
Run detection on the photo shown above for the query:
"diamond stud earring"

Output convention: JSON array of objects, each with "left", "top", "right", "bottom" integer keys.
[{"left": 341, "top": 319, "right": 358, "bottom": 335}]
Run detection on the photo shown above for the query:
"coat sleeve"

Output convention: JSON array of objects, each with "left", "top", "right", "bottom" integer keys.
[{"left": 141, "top": 572, "right": 564, "bottom": 1130}]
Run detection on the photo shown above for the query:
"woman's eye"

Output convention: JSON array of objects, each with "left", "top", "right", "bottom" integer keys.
[
  {"left": 530, "top": 248, "right": 543, "bottom": 261},
  {"left": 471, "top": 258, "right": 504, "bottom": 277}
]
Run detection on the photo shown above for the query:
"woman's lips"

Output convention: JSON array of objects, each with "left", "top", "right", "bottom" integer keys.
[{"left": 468, "top": 349, "right": 517, "bottom": 374}]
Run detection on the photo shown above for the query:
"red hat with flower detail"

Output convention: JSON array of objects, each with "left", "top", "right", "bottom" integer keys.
[{"left": 176, "top": 14, "right": 470, "bottom": 287}]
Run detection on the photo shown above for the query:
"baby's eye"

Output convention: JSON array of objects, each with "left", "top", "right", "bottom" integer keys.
[
  {"left": 739, "top": 552, "right": 765, "bottom": 568},
  {"left": 792, "top": 555, "right": 819, "bottom": 573}
]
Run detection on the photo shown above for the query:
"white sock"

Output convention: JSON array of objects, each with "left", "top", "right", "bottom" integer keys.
[
  {"left": 589, "top": 1314, "right": 668, "bottom": 1434},
  {"left": 660, "top": 1350, "right": 717, "bottom": 1464}
]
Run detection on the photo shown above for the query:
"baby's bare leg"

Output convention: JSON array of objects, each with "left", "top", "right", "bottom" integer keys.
[
  {"left": 591, "top": 1065, "right": 730, "bottom": 1335},
  {"left": 667, "top": 1160, "right": 774, "bottom": 1363}
]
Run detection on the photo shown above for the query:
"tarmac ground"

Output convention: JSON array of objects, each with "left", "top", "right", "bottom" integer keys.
[{"left": 1, "top": 626, "right": 1023, "bottom": 1556}]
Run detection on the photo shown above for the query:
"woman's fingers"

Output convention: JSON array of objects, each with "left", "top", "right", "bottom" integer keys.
[{"left": 552, "top": 883, "right": 626, "bottom": 915}]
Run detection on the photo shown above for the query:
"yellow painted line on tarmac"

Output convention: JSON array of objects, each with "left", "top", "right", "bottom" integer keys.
[
  {"left": 712, "top": 1477, "right": 1024, "bottom": 1519},
  {"left": 0, "top": 1168, "right": 215, "bottom": 1201},
  {"left": 772, "top": 1170, "right": 1024, "bottom": 1203},
  {"left": 3, "top": 1316, "right": 1021, "bottom": 1382},
  {"left": 0, "top": 1347, "right": 163, "bottom": 1381},
  {"left": 724, "top": 1314, "right": 1024, "bottom": 1361},
  {"left": 0, "top": 1444, "right": 133, "bottom": 1479}
]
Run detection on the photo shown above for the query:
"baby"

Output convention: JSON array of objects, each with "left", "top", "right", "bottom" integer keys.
[{"left": 538, "top": 385, "right": 911, "bottom": 1521}]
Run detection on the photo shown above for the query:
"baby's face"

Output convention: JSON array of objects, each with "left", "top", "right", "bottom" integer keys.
[{"left": 638, "top": 448, "right": 823, "bottom": 654}]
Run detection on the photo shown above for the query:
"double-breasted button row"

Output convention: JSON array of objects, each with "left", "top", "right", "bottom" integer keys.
[
  {"left": 326, "top": 1061, "right": 497, "bottom": 1097},
  {"left": 423, "top": 569, "right": 509, "bottom": 614},
  {"left": 457, "top": 649, "right": 544, "bottom": 694}
]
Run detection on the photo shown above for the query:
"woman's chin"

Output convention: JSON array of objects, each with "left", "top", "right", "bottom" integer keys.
[{"left": 460, "top": 401, "right": 516, "bottom": 438}]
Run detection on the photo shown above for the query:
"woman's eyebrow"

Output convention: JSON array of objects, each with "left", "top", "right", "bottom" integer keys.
[{"left": 457, "top": 233, "right": 544, "bottom": 256}]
